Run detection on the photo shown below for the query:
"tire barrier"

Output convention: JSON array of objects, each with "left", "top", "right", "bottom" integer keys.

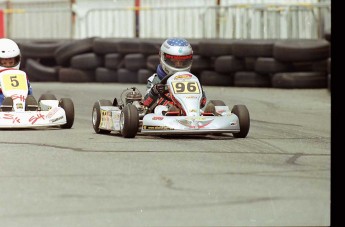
[{"left": 17, "top": 37, "right": 331, "bottom": 89}]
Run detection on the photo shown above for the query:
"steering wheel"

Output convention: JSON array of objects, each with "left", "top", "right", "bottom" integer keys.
[{"left": 158, "top": 74, "right": 174, "bottom": 102}]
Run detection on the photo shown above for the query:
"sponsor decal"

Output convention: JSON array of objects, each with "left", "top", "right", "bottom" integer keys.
[
  {"left": 16, "top": 103, "right": 23, "bottom": 109},
  {"left": 50, "top": 116, "right": 63, "bottom": 123},
  {"left": 3, "top": 113, "right": 20, "bottom": 123},
  {"left": 152, "top": 116, "right": 164, "bottom": 120},
  {"left": 100, "top": 110, "right": 113, "bottom": 128},
  {"left": 46, "top": 107, "right": 59, "bottom": 118},
  {"left": 12, "top": 94, "right": 26, "bottom": 102},
  {"left": 165, "top": 54, "right": 192, "bottom": 60},
  {"left": 185, "top": 96, "right": 198, "bottom": 99},
  {"left": 143, "top": 125, "right": 173, "bottom": 130},
  {"left": 186, "top": 116, "right": 206, "bottom": 121},
  {"left": 29, "top": 113, "right": 45, "bottom": 125},
  {"left": 177, "top": 118, "right": 214, "bottom": 129},
  {"left": 112, "top": 112, "right": 120, "bottom": 120},
  {"left": 174, "top": 74, "right": 192, "bottom": 80}
]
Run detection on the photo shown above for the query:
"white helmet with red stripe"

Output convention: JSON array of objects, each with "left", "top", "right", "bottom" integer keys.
[
  {"left": 160, "top": 38, "right": 193, "bottom": 76},
  {"left": 0, "top": 38, "right": 21, "bottom": 70}
]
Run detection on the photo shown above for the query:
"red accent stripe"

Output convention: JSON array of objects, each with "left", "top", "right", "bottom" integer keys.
[
  {"left": 143, "top": 96, "right": 153, "bottom": 107},
  {"left": 0, "top": 10, "right": 4, "bottom": 38}
]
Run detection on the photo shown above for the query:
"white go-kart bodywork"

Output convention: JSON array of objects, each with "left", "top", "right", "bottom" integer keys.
[
  {"left": 0, "top": 69, "right": 74, "bottom": 128},
  {"left": 92, "top": 71, "right": 250, "bottom": 138}
]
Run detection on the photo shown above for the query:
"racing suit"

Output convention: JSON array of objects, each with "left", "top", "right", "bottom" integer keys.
[
  {"left": 0, "top": 68, "right": 33, "bottom": 106},
  {"left": 142, "top": 64, "right": 207, "bottom": 110}
]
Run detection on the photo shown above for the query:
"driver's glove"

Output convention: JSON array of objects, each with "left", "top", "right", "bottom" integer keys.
[
  {"left": 143, "top": 84, "right": 165, "bottom": 108},
  {"left": 151, "top": 83, "right": 166, "bottom": 95}
]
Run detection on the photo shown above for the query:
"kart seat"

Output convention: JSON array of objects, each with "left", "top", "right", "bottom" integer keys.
[
  {"left": 0, "top": 97, "right": 13, "bottom": 112},
  {"left": 25, "top": 95, "right": 38, "bottom": 111}
]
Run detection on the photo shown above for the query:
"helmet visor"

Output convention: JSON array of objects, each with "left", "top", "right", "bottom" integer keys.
[
  {"left": 0, "top": 56, "right": 20, "bottom": 68},
  {"left": 164, "top": 53, "right": 192, "bottom": 69}
]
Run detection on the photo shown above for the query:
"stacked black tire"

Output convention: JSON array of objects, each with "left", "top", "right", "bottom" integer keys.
[{"left": 16, "top": 37, "right": 331, "bottom": 90}]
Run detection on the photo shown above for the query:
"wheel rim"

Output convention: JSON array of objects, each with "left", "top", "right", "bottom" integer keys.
[
  {"left": 120, "top": 111, "right": 124, "bottom": 130},
  {"left": 92, "top": 108, "right": 97, "bottom": 126}
]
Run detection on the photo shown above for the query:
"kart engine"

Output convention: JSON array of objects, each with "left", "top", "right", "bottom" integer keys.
[{"left": 125, "top": 87, "right": 142, "bottom": 105}]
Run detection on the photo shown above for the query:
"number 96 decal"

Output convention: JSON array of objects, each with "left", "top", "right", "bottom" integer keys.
[{"left": 171, "top": 81, "right": 200, "bottom": 94}]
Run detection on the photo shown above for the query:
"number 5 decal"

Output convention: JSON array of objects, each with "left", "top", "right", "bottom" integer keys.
[{"left": 1, "top": 73, "right": 27, "bottom": 91}]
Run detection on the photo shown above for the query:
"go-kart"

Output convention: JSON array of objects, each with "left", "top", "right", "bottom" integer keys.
[
  {"left": 92, "top": 71, "right": 250, "bottom": 138},
  {"left": 0, "top": 69, "right": 74, "bottom": 128}
]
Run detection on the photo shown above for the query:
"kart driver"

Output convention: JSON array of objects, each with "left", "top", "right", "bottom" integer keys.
[
  {"left": 142, "top": 37, "right": 208, "bottom": 113},
  {"left": 0, "top": 38, "right": 33, "bottom": 106}
]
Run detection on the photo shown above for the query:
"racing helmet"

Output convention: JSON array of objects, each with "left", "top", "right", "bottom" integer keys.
[
  {"left": 160, "top": 38, "right": 193, "bottom": 76},
  {"left": 0, "top": 38, "right": 21, "bottom": 70}
]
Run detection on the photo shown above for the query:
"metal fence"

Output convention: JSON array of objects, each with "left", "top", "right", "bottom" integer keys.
[
  {"left": 0, "top": 0, "right": 72, "bottom": 39},
  {"left": 0, "top": 0, "right": 331, "bottom": 40}
]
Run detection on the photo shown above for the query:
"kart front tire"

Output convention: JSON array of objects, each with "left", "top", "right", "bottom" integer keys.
[
  {"left": 38, "top": 93, "right": 57, "bottom": 101},
  {"left": 120, "top": 104, "right": 139, "bottom": 138},
  {"left": 59, "top": 98, "right": 75, "bottom": 129},
  {"left": 92, "top": 100, "right": 112, "bottom": 134},
  {"left": 232, "top": 105, "right": 250, "bottom": 138}
]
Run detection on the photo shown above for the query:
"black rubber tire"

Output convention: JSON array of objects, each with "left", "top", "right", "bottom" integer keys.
[
  {"left": 92, "top": 100, "right": 112, "bottom": 134},
  {"left": 209, "top": 100, "right": 226, "bottom": 106},
  {"left": 38, "top": 93, "right": 57, "bottom": 102},
  {"left": 198, "top": 39, "right": 234, "bottom": 57},
  {"left": 200, "top": 70, "right": 234, "bottom": 86},
  {"left": 146, "top": 54, "right": 160, "bottom": 71},
  {"left": 190, "top": 55, "right": 213, "bottom": 73},
  {"left": 58, "top": 68, "right": 95, "bottom": 82},
  {"left": 117, "top": 68, "right": 138, "bottom": 83},
  {"left": 140, "top": 38, "right": 165, "bottom": 55},
  {"left": 70, "top": 53, "right": 103, "bottom": 70},
  {"left": 117, "top": 38, "right": 141, "bottom": 54},
  {"left": 137, "top": 69, "right": 153, "bottom": 84},
  {"left": 20, "top": 41, "right": 64, "bottom": 58},
  {"left": 214, "top": 56, "right": 245, "bottom": 73},
  {"left": 24, "top": 59, "right": 59, "bottom": 82},
  {"left": 95, "top": 67, "right": 118, "bottom": 82},
  {"left": 204, "top": 100, "right": 226, "bottom": 115},
  {"left": 120, "top": 104, "right": 139, "bottom": 138},
  {"left": 93, "top": 37, "right": 122, "bottom": 54},
  {"left": 54, "top": 37, "right": 95, "bottom": 67},
  {"left": 231, "top": 105, "right": 250, "bottom": 138},
  {"left": 273, "top": 39, "right": 330, "bottom": 62},
  {"left": 254, "top": 57, "right": 292, "bottom": 74},
  {"left": 105, "top": 53, "right": 124, "bottom": 70},
  {"left": 232, "top": 39, "right": 276, "bottom": 58},
  {"left": 124, "top": 53, "right": 146, "bottom": 71},
  {"left": 59, "top": 98, "right": 75, "bottom": 129}
]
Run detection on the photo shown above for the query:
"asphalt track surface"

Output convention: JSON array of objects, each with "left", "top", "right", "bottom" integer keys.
[{"left": 0, "top": 83, "right": 330, "bottom": 227}]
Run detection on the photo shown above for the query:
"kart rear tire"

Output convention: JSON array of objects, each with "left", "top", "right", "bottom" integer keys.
[
  {"left": 92, "top": 100, "right": 112, "bottom": 134},
  {"left": 120, "top": 104, "right": 139, "bottom": 138},
  {"left": 204, "top": 100, "right": 226, "bottom": 115},
  {"left": 209, "top": 100, "right": 226, "bottom": 106},
  {"left": 59, "top": 98, "right": 75, "bottom": 129},
  {"left": 38, "top": 93, "right": 57, "bottom": 102},
  {"left": 231, "top": 105, "right": 250, "bottom": 138}
]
